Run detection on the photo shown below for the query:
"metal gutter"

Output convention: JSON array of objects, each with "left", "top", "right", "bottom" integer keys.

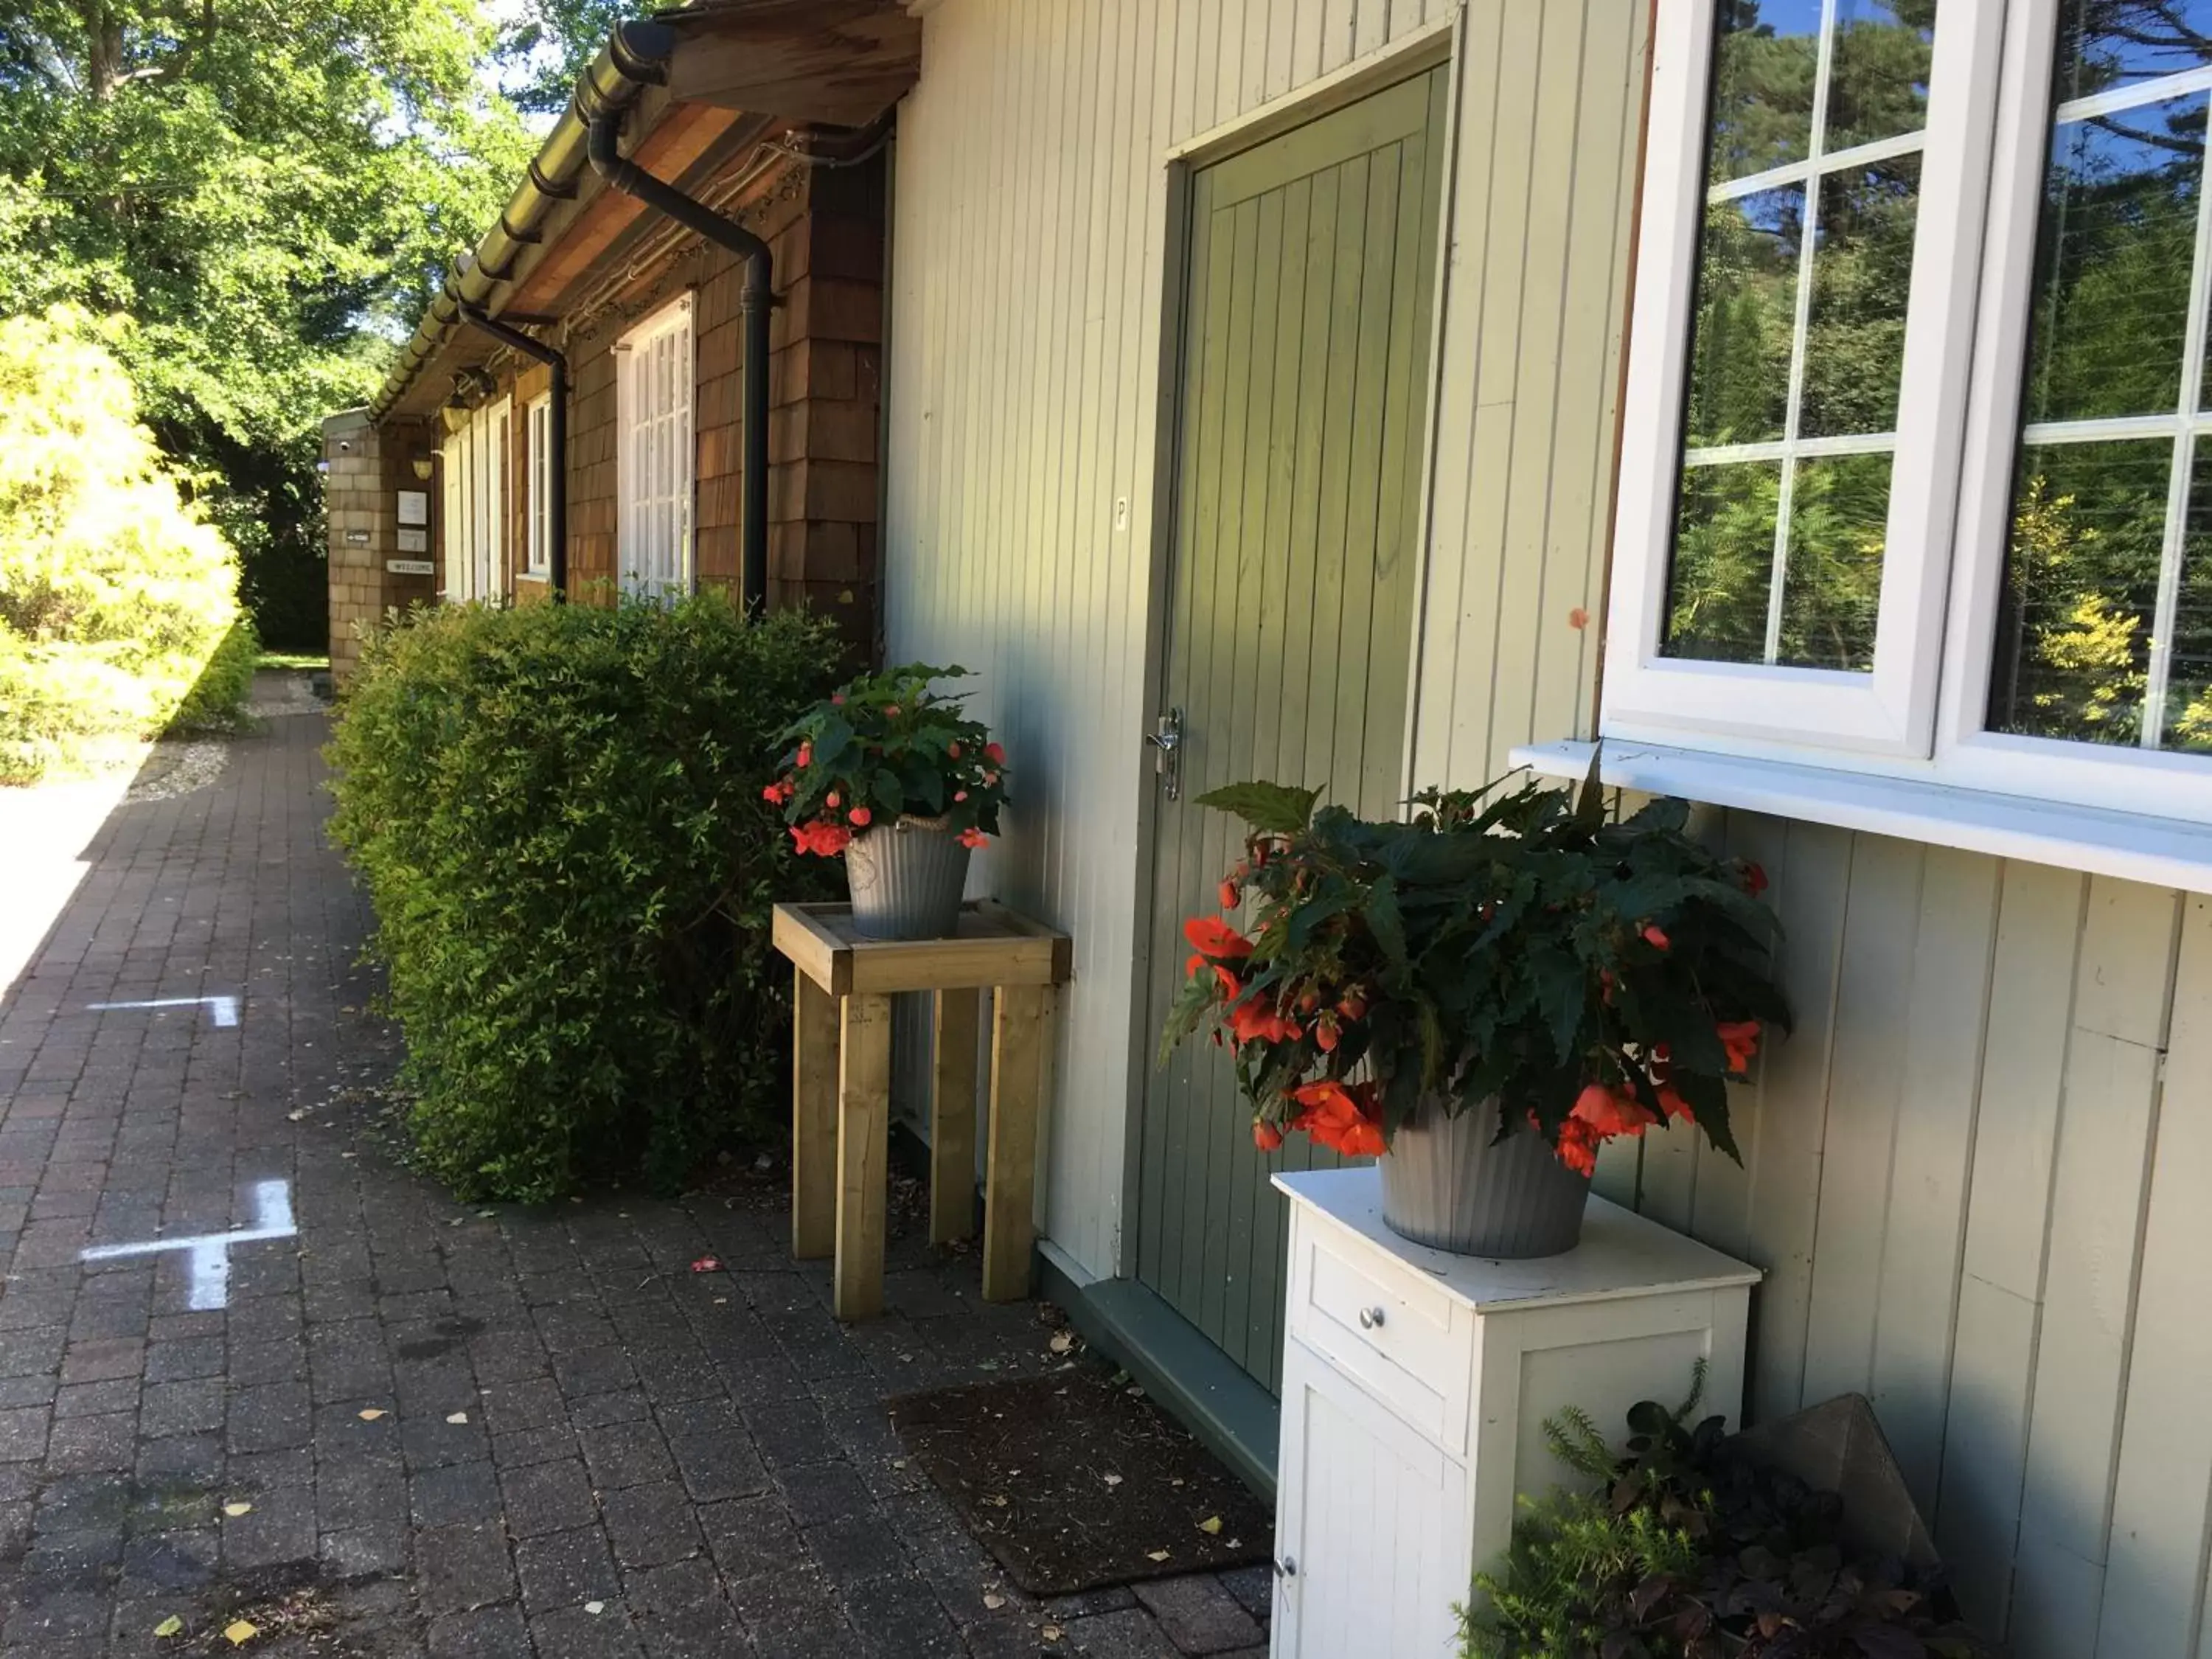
[{"left": 367, "top": 21, "right": 680, "bottom": 420}]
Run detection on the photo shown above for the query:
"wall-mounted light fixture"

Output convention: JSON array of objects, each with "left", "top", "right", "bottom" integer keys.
[{"left": 411, "top": 451, "right": 435, "bottom": 481}]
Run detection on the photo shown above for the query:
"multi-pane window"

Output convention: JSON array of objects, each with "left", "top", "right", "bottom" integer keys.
[
  {"left": 437, "top": 397, "right": 509, "bottom": 604},
  {"left": 526, "top": 394, "right": 552, "bottom": 577},
  {"left": 1607, "top": 0, "right": 2212, "bottom": 825},
  {"left": 1987, "top": 1, "right": 2212, "bottom": 754},
  {"left": 1666, "top": 1, "right": 1937, "bottom": 673},
  {"left": 616, "top": 296, "right": 694, "bottom": 601}
]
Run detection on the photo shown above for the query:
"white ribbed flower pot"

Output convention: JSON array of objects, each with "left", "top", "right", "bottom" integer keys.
[
  {"left": 844, "top": 815, "right": 971, "bottom": 940},
  {"left": 1377, "top": 1099, "right": 1589, "bottom": 1258}
]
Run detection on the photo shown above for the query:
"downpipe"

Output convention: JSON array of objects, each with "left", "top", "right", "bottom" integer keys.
[
  {"left": 588, "top": 91, "right": 772, "bottom": 615},
  {"left": 458, "top": 305, "right": 568, "bottom": 601}
]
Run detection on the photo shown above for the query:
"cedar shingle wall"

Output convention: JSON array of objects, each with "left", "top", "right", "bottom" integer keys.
[{"left": 401, "top": 154, "right": 886, "bottom": 650}]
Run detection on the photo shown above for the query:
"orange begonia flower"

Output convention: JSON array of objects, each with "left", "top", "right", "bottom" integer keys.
[
  {"left": 1642, "top": 924, "right": 1671, "bottom": 951},
  {"left": 1717, "top": 1020, "right": 1761, "bottom": 1074},
  {"left": 1290, "top": 1080, "right": 1385, "bottom": 1158},
  {"left": 1183, "top": 917, "right": 1253, "bottom": 959},
  {"left": 1554, "top": 1116, "right": 1602, "bottom": 1177},
  {"left": 1253, "top": 1121, "right": 1284, "bottom": 1152},
  {"left": 1570, "top": 1082, "right": 1655, "bottom": 1140},
  {"left": 1228, "top": 996, "right": 1297, "bottom": 1047}
]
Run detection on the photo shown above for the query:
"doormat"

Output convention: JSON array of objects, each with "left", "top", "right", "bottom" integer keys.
[{"left": 887, "top": 1369, "right": 1274, "bottom": 1596}]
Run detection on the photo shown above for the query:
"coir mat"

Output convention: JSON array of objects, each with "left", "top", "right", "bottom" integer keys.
[{"left": 888, "top": 1368, "right": 1275, "bottom": 1596}]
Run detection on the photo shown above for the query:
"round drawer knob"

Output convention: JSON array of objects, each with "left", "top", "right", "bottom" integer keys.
[{"left": 1357, "top": 1306, "right": 1386, "bottom": 1330}]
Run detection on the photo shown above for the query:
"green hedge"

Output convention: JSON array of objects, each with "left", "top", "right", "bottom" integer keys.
[{"left": 327, "top": 594, "right": 848, "bottom": 1201}]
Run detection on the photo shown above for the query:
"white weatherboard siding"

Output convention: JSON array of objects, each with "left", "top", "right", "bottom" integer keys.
[
  {"left": 886, "top": 0, "right": 1468, "bottom": 1279},
  {"left": 886, "top": 0, "right": 1634, "bottom": 1284},
  {"left": 888, "top": 4, "right": 2212, "bottom": 1652},
  {"left": 1596, "top": 831, "right": 2208, "bottom": 1657}
]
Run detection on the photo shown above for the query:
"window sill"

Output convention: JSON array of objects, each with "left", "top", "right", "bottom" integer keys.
[
  {"left": 515, "top": 571, "right": 549, "bottom": 584},
  {"left": 1511, "top": 739, "right": 2212, "bottom": 897}
]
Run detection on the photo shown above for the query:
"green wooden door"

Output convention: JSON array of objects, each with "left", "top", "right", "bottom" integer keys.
[{"left": 1136, "top": 69, "right": 1448, "bottom": 1391}]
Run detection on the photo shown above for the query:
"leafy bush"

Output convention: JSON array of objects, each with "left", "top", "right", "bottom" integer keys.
[
  {"left": 326, "top": 594, "right": 847, "bottom": 1200},
  {"left": 1464, "top": 1376, "right": 1990, "bottom": 1659},
  {"left": 0, "top": 306, "right": 254, "bottom": 782}
]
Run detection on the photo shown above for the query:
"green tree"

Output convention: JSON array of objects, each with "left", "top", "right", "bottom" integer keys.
[
  {"left": 0, "top": 305, "right": 255, "bottom": 780},
  {"left": 0, "top": 0, "right": 535, "bottom": 646}
]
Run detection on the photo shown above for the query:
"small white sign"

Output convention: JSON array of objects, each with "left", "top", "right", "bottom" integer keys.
[
  {"left": 397, "top": 490, "right": 429, "bottom": 526},
  {"left": 344, "top": 529, "right": 371, "bottom": 545},
  {"left": 386, "top": 559, "right": 436, "bottom": 576},
  {"left": 397, "top": 528, "right": 428, "bottom": 553}
]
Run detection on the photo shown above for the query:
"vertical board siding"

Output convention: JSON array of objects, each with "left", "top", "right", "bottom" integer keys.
[
  {"left": 887, "top": 0, "right": 1503, "bottom": 1281},
  {"left": 1611, "top": 821, "right": 2204, "bottom": 1655},
  {"left": 888, "top": 4, "right": 2211, "bottom": 1651}
]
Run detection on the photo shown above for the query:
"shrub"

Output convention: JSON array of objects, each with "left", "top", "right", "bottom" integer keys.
[
  {"left": 326, "top": 594, "right": 847, "bottom": 1201},
  {"left": 0, "top": 306, "right": 252, "bottom": 782}
]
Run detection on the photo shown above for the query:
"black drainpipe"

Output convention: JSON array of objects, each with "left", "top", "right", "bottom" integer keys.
[
  {"left": 588, "top": 96, "right": 772, "bottom": 615},
  {"left": 459, "top": 305, "right": 568, "bottom": 601}
]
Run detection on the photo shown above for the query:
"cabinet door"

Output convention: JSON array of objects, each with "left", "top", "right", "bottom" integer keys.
[{"left": 1274, "top": 1338, "right": 1468, "bottom": 1659}]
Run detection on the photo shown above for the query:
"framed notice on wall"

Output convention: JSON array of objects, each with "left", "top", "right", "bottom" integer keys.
[
  {"left": 396, "top": 490, "right": 429, "bottom": 526},
  {"left": 397, "top": 529, "right": 428, "bottom": 554}
]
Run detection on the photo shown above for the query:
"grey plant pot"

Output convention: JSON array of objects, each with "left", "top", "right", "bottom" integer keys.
[
  {"left": 844, "top": 816, "right": 972, "bottom": 940},
  {"left": 1377, "top": 1099, "right": 1590, "bottom": 1258}
]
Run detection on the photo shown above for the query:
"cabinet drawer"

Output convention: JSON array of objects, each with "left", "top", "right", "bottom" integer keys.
[{"left": 1287, "top": 1216, "right": 1472, "bottom": 1454}]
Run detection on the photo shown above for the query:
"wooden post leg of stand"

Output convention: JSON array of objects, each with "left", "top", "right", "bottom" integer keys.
[
  {"left": 790, "top": 969, "right": 838, "bottom": 1259},
  {"left": 930, "top": 989, "right": 981, "bottom": 1244},
  {"left": 833, "top": 992, "right": 893, "bottom": 1320},
  {"left": 982, "top": 984, "right": 1048, "bottom": 1302}
]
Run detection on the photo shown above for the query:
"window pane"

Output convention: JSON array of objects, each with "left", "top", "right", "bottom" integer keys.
[
  {"left": 1827, "top": 0, "right": 1939, "bottom": 153},
  {"left": 1665, "top": 461, "right": 1782, "bottom": 662},
  {"left": 1709, "top": 0, "right": 1823, "bottom": 183},
  {"left": 2163, "top": 453, "right": 2212, "bottom": 750},
  {"left": 1801, "top": 155, "right": 1921, "bottom": 438},
  {"left": 2022, "top": 93, "right": 2205, "bottom": 425},
  {"left": 1989, "top": 439, "right": 2171, "bottom": 746},
  {"left": 1778, "top": 453, "right": 1889, "bottom": 669},
  {"left": 1686, "top": 187, "right": 1802, "bottom": 447},
  {"left": 2054, "top": 0, "right": 2212, "bottom": 100}
]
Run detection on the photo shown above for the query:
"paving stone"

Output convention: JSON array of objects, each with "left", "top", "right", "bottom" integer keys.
[
  {"left": 499, "top": 1457, "right": 598, "bottom": 1538},
  {"left": 427, "top": 1603, "right": 535, "bottom": 1659},
  {"left": 1129, "top": 1576, "right": 1264, "bottom": 1655},
  {"left": 411, "top": 1458, "right": 504, "bottom": 1528},
  {"left": 516, "top": 1523, "right": 621, "bottom": 1613},
  {"left": 599, "top": 1478, "right": 705, "bottom": 1569},
  {"left": 419, "top": 1520, "right": 516, "bottom": 1615},
  {"left": 1058, "top": 1608, "right": 1184, "bottom": 1659},
  {"left": 0, "top": 706, "right": 1248, "bottom": 1659}
]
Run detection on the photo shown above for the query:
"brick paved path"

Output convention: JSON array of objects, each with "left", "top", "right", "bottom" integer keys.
[{"left": 0, "top": 688, "right": 1270, "bottom": 1659}]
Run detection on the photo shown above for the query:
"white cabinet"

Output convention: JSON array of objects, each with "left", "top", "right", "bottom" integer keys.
[{"left": 1268, "top": 1168, "right": 1761, "bottom": 1659}]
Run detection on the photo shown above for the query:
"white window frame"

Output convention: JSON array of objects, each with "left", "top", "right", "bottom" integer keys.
[
  {"left": 1935, "top": 0, "right": 2212, "bottom": 823},
  {"left": 525, "top": 393, "right": 553, "bottom": 578},
  {"left": 438, "top": 397, "right": 510, "bottom": 605},
  {"left": 615, "top": 293, "right": 695, "bottom": 602},
  {"left": 1600, "top": 0, "right": 2212, "bottom": 828}
]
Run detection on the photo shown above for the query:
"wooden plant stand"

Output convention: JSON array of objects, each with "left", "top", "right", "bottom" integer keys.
[{"left": 771, "top": 900, "right": 1071, "bottom": 1320}]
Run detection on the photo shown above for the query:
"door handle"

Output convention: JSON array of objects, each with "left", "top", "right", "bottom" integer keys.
[{"left": 1145, "top": 707, "right": 1184, "bottom": 801}]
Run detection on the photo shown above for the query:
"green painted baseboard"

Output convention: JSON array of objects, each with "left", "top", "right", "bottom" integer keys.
[{"left": 1041, "top": 1259, "right": 1280, "bottom": 1502}]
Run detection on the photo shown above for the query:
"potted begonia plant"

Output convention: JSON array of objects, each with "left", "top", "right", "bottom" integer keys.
[
  {"left": 1161, "top": 761, "right": 1789, "bottom": 1256},
  {"left": 768, "top": 664, "right": 1009, "bottom": 939}
]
